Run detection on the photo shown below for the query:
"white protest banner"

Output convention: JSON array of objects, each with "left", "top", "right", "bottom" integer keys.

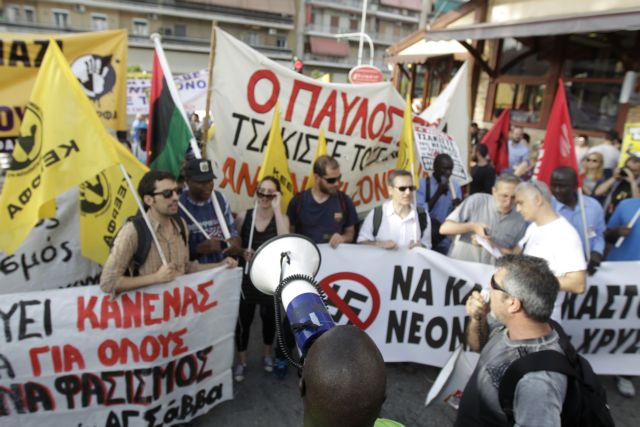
[
  {"left": 316, "top": 245, "right": 640, "bottom": 375},
  {"left": 414, "top": 124, "right": 470, "bottom": 182},
  {"left": 208, "top": 28, "right": 406, "bottom": 213},
  {"left": 0, "top": 189, "right": 101, "bottom": 294},
  {"left": 419, "top": 61, "right": 470, "bottom": 182},
  {"left": 0, "top": 267, "right": 241, "bottom": 425},
  {"left": 127, "top": 69, "right": 208, "bottom": 116}
]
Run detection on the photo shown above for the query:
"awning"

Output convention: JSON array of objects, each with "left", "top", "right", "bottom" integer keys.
[
  {"left": 386, "top": 39, "right": 468, "bottom": 64},
  {"left": 379, "top": 0, "right": 422, "bottom": 12},
  {"left": 309, "top": 36, "right": 350, "bottom": 57},
  {"left": 425, "top": 8, "right": 640, "bottom": 42}
]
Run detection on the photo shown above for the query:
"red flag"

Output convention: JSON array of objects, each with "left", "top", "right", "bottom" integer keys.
[
  {"left": 534, "top": 80, "right": 579, "bottom": 185},
  {"left": 480, "top": 108, "right": 510, "bottom": 173}
]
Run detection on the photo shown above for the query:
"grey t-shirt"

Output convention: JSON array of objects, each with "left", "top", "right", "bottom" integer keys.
[
  {"left": 456, "top": 319, "right": 568, "bottom": 427},
  {"left": 446, "top": 194, "right": 527, "bottom": 264}
]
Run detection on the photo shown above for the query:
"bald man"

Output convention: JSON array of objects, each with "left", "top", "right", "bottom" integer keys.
[
  {"left": 301, "top": 326, "right": 392, "bottom": 427},
  {"left": 506, "top": 181, "right": 586, "bottom": 321}
]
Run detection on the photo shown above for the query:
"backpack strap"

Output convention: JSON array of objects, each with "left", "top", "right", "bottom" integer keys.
[
  {"left": 293, "top": 191, "right": 304, "bottom": 232},
  {"left": 337, "top": 190, "right": 348, "bottom": 226},
  {"left": 417, "top": 207, "right": 428, "bottom": 234},
  {"left": 498, "top": 350, "right": 576, "bottom": 426},
  {"left": 130, "top": 216, "right": 151, "bottom": 277},
  {"left": 372, "top": 206, "right": 383, "bottom": 238},
  {"left": 424, "top": 176, "right": 431, "bottom": 205}
]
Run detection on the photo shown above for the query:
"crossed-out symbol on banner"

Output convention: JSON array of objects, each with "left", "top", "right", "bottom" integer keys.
[{"left": 319, "top": 272, "right": 381, "bottom": 330}]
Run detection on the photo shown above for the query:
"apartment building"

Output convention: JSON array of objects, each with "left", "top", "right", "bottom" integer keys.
[{"left": 0, "top": 0, "right": 296, "bottom": 73}]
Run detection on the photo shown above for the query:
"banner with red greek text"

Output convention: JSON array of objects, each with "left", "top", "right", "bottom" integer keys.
[
  {"left": 316, "top": 245, "right": 640, "bottom": 375},
  {"left": 207, "top": 28, "right": 406, "bottom": 213},
  {"left": 0, "top": 267, "right": 241, "bottom": 425}
]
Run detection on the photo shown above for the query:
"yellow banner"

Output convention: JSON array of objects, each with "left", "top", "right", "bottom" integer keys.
[
  {"left": 0, "top": 30, "right": 127, "bottom": 152},
  {"left": 80, "top": 142, "right": 149, "bottom": 265},
  {"left": 619, "top": 123, "right": 640, "bottom": 167},
  {"left": 0, "top": 41, "right": 119, "bottom": 254}
]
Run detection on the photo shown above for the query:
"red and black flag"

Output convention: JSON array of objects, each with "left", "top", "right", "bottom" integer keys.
[{"left": 146, "top": 35, "right": 194, "bottom": 176}]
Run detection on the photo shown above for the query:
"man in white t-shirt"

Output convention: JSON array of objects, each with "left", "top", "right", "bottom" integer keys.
[
  {"left": 357, "top": 169, "right": 432, "bottom": 249},
  {"left": 507, "top": 181, "right": 586, "bottom": 320}
]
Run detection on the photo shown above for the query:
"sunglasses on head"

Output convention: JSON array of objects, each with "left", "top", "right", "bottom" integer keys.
[
  {"left": 490, "top": 274, "right": 509, "bottom": 294},
  {"left": 322, "top": 175, "right": 342, "bottom": 184},
  {"left": 152, "top": 188, "right": 181, "bottom": 198},
  {"left": 257, "top": 191, "right": 276, "bottom": 200},
  {"left": 395, "top": 185, "right": 416, "bottom": 193}
]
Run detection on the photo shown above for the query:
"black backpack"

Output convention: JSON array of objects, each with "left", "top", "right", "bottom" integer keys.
[
  {"left": 124, "top": 214, "right": 187, "bottom": 276},
  {"left": 371, "top": 205, "right": 429, "bottom": 239},
  {"left": 498, "top": 320, "right": 615, "bottom": 427}
]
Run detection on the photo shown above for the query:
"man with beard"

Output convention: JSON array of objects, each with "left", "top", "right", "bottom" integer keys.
[
  {"left": 287, "top": 155, "right": 358, "bottom": 247},
  {"left": 100, "top": 170, "right": 237, "bottom": 296},
  {"left": 550, "top": 167, "right": 605, "bottom": 275}
]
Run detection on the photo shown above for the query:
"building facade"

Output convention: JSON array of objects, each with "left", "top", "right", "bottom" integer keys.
[{"left": 387, "top": 0, "right": 640, "bottom": 140}]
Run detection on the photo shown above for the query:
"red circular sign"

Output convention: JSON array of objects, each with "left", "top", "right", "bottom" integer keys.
[
  {"left": 348, "top": 65, "right": 384, "bottom": 84},
  {"left": 319, "top": 272, "right": 380, "bottom": 330}
]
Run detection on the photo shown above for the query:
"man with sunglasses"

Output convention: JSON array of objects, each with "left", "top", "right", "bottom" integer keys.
[
  {"left": 357, "top": 169, "right": 431, "bottom": 249},
  {"left": 100, "top": 170, "right": 237, "bottom": 296},
  {"left": 179, "top": 159, "right": 242, "bottom": 264},
  {"left": 287, "top": 155, "right": 358, "bottom": 248},
  {"left": 456, "top": 255, "right": 567, "bottom": 427}
]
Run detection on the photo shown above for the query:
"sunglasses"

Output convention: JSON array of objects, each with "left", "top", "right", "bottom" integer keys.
[
  {"left": 490, "top": 274, "right": 509, "bottom": 294},
  {"left": 257, "top": 191, "right": 276, "bottom": 200},
  {"left": 395, "top": 185, "right": 416, "bottom": 193},
  {"left": 586, "top": 158, "right": 600, "bottom": 163},
  {"left": 152, "top": 188, "right": 182, "bottom": 198},
  {"left": 322, "top": 175, "right": 342, "bottom": 184}
]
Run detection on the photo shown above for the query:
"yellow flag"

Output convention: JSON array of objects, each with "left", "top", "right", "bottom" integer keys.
[
  {"left": 396, "top": 94, "right": 419, "bottom": 187},
  {"left": 80, "top": 142, "right": 149, "bottom": 265},
  {"left": 305, "top": 128, "right": 328, "bottom": 190},
  {"left": 257, "top": 103, "right": 294, "bottom": 211},
  {"left": 0, "top": 41, "right": 119, "bottom": 254}
]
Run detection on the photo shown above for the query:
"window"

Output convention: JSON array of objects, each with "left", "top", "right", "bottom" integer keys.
[
  {"left": 499, "top": 38, "right": 550, "bottom": 77},
  {"left": 132, "top": 18, "right": 148, "bottom": 36},
  {"left": 495, "top": 83, "right": 546, "bottom": 124},
  {"left": 23, "top": 6, "right": 35, "bottom": 23},
  {"left": 562, "top": 33, "right": 630, "bottom": 79},
  {"left": 330, "top": 16, "right": 339, "bottom": 31},
  {"left": 7, "top": 5, "right": 20, "bottom": 22},
  {"left": 91, "top": 14, "right": 108, "bottom": 31},
  {"left": 52, "top": 9, "right": 69, "bottom": 29},
  {"left": 242, "top": 31, "right": 259, "bottom": 46},
  {"left": 565, "top": 82, "right": 620, "bottom": 132},
  {"left": 174, "top": 24, "right": 187, "bottom": 37},
  {"left": 276, "top": 35, "right": 288, "bottom": 49}
]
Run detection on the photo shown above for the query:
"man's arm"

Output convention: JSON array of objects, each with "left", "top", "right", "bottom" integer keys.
[
  {"left": 439, "top": 220, "right": 488, "bottom": 237},
  {"left": 329, "top": 225, "right": 355, "bottom": 248},
  {"left": 558, "top": 270, "right": 586, "bottom": 294},
  {"left": 513, "top": 373, "right": 566, "bottom": 427},
  {"left": 465, "top": 291, "right": 489, "bottom": 352}
]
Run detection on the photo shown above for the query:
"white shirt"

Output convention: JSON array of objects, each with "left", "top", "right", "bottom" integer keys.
[
  {"left": 357, "top": 200, "right": 432, "bottom": 249},
  {"left": 519, "top": 216, "right": 587, "bottom": 321},
  {"left": 588, "top": 144, "right": 620, "bottom": 170}
]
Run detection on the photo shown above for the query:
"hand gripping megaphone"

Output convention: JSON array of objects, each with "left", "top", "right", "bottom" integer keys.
[{"left": 249, "top": 234, "right": 335, "bottom": 358}]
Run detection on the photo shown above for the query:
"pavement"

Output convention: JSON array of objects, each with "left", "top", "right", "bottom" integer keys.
[{"left": 193, "top": 316, "right": 639, "bottom": 427}]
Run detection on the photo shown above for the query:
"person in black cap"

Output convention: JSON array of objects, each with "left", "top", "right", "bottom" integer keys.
[{"left": 179, "top": 158, "right": 242, "bottom": 263}]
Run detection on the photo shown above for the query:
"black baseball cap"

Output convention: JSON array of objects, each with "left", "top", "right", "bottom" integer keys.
[{"left": 184, "top": 159, "right": 215, "bottom": 181}]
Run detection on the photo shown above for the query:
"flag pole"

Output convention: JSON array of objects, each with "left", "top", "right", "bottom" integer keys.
[
  {"left": 615, "top": 207, "right": 640, "bottom": 248},
  {"left": 244, "top": 199, "right": 259, "bottom": 274},
  {"left": 118, "top": 164, "right": 168, "bottom": 265},
  {"left": 178, "top": 202, "right": 209, "bottom": 239},
  {"left": 202, "top": 21, "right": 217, "bottom": 159},
  {"left": 577, "top": 188, "right": 590, "bottom": 261},
  {"left": 150, "top": 33, "right": 201, "bottom": 158}
]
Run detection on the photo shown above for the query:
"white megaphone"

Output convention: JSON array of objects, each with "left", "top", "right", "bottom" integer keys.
[{"left": 249, "top": 234, "right": 335, "bottom": 356}]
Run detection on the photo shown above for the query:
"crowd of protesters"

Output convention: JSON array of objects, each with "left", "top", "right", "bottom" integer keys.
[{"left": 106, "top": 118, "right": 640, "bottom": 420}]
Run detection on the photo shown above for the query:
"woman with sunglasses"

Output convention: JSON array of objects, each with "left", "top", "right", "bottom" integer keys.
[
  {"left": 581, "top": 152, "right": 605, "bottom": 200},
  {"left": 232, "top": 176, "right": 290, "bottom": 382}
]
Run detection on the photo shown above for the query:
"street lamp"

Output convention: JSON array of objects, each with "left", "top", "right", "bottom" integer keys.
[{"left": 335, "top": 32, "right": 374, "bottom": 66}]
